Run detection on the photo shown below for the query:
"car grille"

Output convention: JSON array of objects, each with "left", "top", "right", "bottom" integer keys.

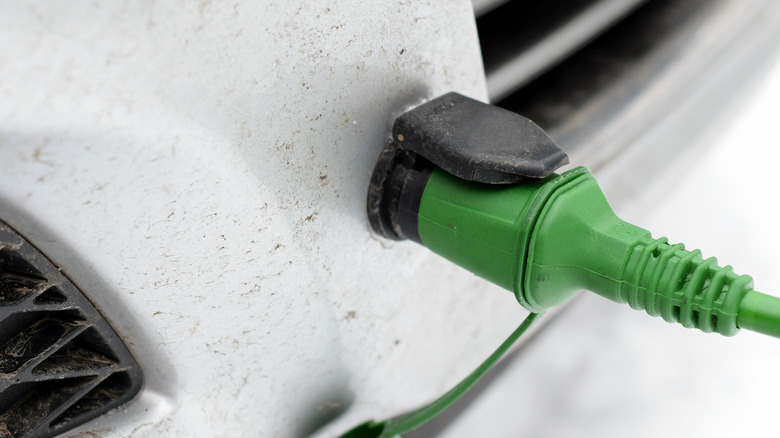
[{"left": 0, "top": 221, "right": 142, "bottom": 438}]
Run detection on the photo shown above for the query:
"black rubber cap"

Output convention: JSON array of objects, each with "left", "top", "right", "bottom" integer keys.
[{"left": 392, "top": 92, "right": 568, "bottom": 184}]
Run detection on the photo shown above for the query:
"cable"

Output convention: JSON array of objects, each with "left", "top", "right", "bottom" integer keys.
[
  {"left": 418, "top": 165, "right": 780, "bottom": 338},
  {"left": 339, "top": 313, "right": 541, "bottom": 438},
  {"left": 368, "top": 92, "right": 780, "bottom": 339},
  {"left": 347, "top": 91, "right": 780, "bottom": 436}
]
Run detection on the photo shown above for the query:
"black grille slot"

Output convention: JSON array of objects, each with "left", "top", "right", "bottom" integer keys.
[
  {"left": 495, "top": 0, "right": 717, "bottom": 139},
  {"left": 477, "top": 0, "right": 771, "bottom": 168},
  {"left": 477, "top": 0, "right": 646, "bottom": 102},
  {"left": 0, "top": 221, "right": 142, "bottom": 438}
]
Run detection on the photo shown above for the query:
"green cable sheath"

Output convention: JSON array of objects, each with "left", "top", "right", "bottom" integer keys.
[
  {"left": 738, "top": 290, "right": 780, "bottom": 338},
  {"left": 339, "top": 312, "right": 541, "bottom": 438},
  {"left": 417, "top": 166, "right": 780, "bottom": 338},
  {"left": 342, "top": 165, "right": 780, "bottom": 436}
]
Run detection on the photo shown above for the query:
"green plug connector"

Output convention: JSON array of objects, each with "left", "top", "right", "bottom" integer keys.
[
  {"left": 352, "top": 92, "right": 780, "bottom": 437},
  {"left": 418, "top": 166, "right": 780, "bottom": 338},
  {"left": 368, "top": 92, "right": 780, "bottom": 339}
]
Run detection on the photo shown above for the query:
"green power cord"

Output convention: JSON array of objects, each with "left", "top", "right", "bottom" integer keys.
[
  {"left": 351, "top": 92, "right": 780, "bottom": 436},
  {"left": 340, "top": 313, "right": 541, "bottom": 438},
  {"left": 419, "top": 166, "right": 780, "bottom": 338}
]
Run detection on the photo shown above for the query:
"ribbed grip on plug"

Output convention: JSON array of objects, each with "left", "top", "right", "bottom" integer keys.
[{"left": 620, "top": 236, "right": 753, "bottom": 336}]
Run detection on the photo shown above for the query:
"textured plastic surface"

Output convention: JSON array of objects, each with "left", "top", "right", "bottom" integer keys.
[
  {"left": 0, "top": 2, "right": 504, "bottom": 436},
  {"left": 418, "top": 166, "right": 780, "bottom": 337},
  {"left": 392, "top": 92, "right": 569, "bottom": 184}
]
